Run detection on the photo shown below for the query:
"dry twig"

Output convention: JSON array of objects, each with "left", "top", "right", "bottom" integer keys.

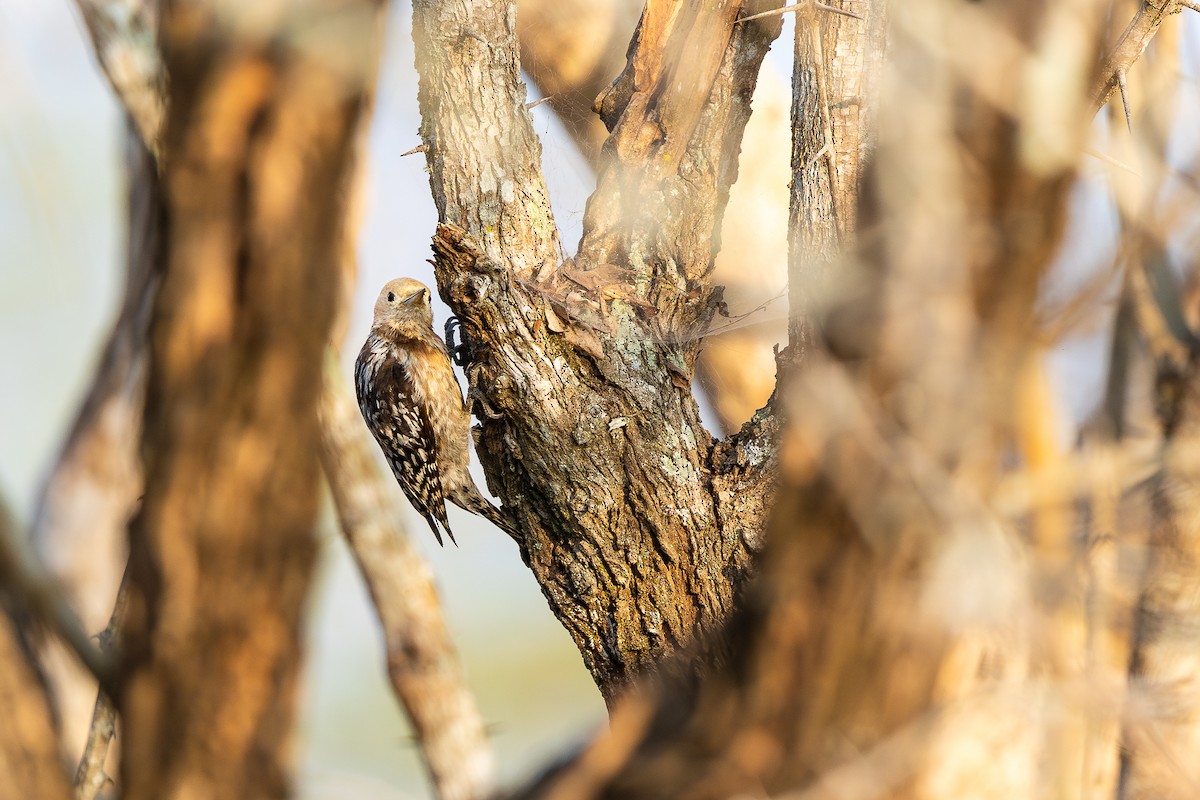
[{"left": 738, "top": 1, "right": 862, "bottom": 24}]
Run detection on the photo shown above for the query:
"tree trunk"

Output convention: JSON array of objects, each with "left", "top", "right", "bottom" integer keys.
[
  {"left": 413, "top": 0, "right": 784, "bottom": 701},
  {"left": 117, "top": 3, "right": 383, "bottom": 797}
]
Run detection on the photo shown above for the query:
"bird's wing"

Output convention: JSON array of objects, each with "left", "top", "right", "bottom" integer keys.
[{"left": 355, "top": 349, "right": 455, "bottom": 545}]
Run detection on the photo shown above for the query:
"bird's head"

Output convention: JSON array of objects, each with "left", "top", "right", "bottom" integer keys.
[{"left": 373, "top": 278, "right": 434, "bottom": 333}]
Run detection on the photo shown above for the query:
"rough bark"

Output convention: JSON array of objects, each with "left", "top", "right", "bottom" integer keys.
[
  {"left": 415, "top": 0, "right": 784, "bottom": 702},
  {"left": 788, "top": 0, "right": 885, "bottom": 356},
  {"left": 516, "top": 0, "right": 790, "bottom": 431},
  {"left": 117, "top": 3, "right": 382, "bottom": 797}
]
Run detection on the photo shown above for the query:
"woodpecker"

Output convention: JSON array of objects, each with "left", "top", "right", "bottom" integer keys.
[{"left": 355, "top": 278, "right": 516, "bottom": 545}]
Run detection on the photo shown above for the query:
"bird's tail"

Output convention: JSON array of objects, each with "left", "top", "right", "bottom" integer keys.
[{"left": 454, "top": 486, "right": 521, "bottom": 541}]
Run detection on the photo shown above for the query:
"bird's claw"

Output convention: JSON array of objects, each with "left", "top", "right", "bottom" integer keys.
[{"left": 445, "top": 316, "right": 471, "bottom": 367}]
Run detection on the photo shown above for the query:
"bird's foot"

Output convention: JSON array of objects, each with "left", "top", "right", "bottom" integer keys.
[{"left": 445, "top": 316, "right": 472, "bottom": 367}]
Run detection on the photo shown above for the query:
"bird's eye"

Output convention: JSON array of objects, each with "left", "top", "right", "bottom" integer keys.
[{"left": 387, "top": 291, "right": 396, "bottom": 302}]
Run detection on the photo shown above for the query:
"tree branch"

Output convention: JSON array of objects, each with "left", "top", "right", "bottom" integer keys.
[
  {"left": 787, "top": 0, "right": 885, "bottom": 357},
  {"left": 413, "top": 0, "right": 561, "bottom": 277},
  {"left": 1092, "top": 1, "right": 1184, "bottom": 114},
  {"left": 73, "top": 0, "right": 164, "bottom": 157},
  {"left": 515, "top": 0, "right": 791, "bottom": 432},
  {"left": 0, "top": 496, "right": 112, "bottom": 689},
  {"left": 318, "top": 358, "right": 496, "bottom": 800},
  {"left": 74, "top": 568, "right": 128, "bottom": 800}
]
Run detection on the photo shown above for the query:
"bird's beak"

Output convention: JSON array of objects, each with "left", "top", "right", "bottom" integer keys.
[{"left": 403, "top": 289, "right": 425, "bottom": 304}]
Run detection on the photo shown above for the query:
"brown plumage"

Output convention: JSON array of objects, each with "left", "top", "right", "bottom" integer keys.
[{"left": 354, "top": 278, "right": 517, "bottom": 545}]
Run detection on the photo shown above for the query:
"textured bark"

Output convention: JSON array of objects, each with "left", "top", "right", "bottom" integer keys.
[
  {"left": 319, "top": 363, "right": 496, "bottom": 800},
  {"left": 74, "top": 570, "right": 127, "bottom": 800},
  {"left": 516, "top": 0, "right": 790, "bottom": 431},
  {"left": 414, "top": 0, "right": 783, "bottom": 702},
  {"left": 788, "top": 1, "right": 885, "bottom": 356},
  {"left": 117, "top": 3, "right": 382, "bottom": 798},
  {"left": 413, "top": 0, "right": 561, "bottom": 279}
]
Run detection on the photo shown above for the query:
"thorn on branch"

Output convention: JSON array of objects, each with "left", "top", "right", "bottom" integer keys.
[
  {"left": 401, "top": 144, "right": 427, "bottom": 157},
  {"left": 526, "top": 96, "right": 554, "bottom": 110},
  {"left": 737, "top": 1, "right": 863, "bottom": 24},
  {"left": 1116, "top": 69, "right": 1134, "bottom": 135}
]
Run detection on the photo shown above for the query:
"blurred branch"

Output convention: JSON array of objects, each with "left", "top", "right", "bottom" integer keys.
[
  {"left": 72, "top": 6, "right": 493, "bottom": 794},
  {"left": 318, "top": 358, "right": 496, "bottom": 800},
  {"left": 739, "top": 2, "right": 863, "bottom": 23},
  {"left": 73, "top": 0, "right": 163, "bottom": 157},
  {"left": 0, "top": 497, "right": 72, "bottom": 800},
  {"left": 1124, "top": 354, "right": 1200, "bottom": 797},
  {"left": 38, "top": 4, "right": 162, "bottom": 770},
  {"left": 73, "top": 568, "right": 128, "bottom": 800},
  {"left": 0, "top": 495, "right": 113, "bottom": 689}
]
